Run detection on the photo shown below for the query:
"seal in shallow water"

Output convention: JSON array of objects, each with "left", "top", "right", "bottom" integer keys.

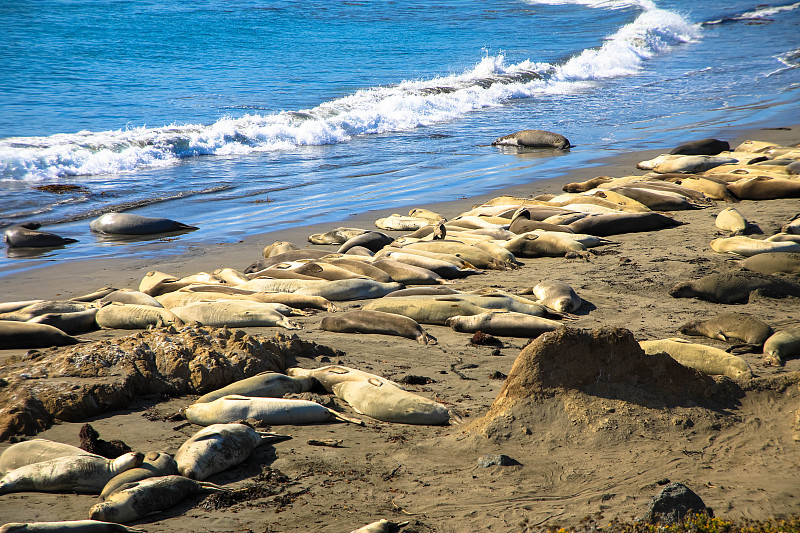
[
  {"left": 3, "top": 224, "right": 78, "bottom": 248},
  {"left": 491, "top": 129, "right": 570, "bottom": 149},
  {"left": 89, "top": 212, "right": 197, "bottom": 235}
]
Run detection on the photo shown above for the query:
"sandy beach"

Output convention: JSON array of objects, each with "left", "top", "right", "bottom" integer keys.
[{"left": 1, "top": 123, "right": 799, "bottom": 532}]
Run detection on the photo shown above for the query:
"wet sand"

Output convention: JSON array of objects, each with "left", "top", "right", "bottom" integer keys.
[{"left": 1, "top": 124, "right": 799, "bottom": 532}]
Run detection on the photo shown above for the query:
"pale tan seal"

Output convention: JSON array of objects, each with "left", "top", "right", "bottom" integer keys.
[
  {"left": 98, "top": 290, "right": 163, "bottom": 307},
  {"left": 290, "top": 261, "right": 367, "bottom": 281},
  {"left": 321, "top": 310, "right": 437, "bottom": 345},
  {"left": 0, "top": 452, "right": 143, "bottom": 495},
  {"left": 639, "top": 339, "right": 752, "bottom": 380},
  {"left": 169, "top": 300, "right": 300, "bottom": 329},
  {"left": 262, "top": 241, "right": 298, "bottom": 258},
  {"left": 293, "top": 279, "right": 403, "bottom": 301},
  {"left": 739, "top": 252, "right": 800, "bottom": 275},
  {"left": 726, "top": 176, "right": 800, "bottom": 200},
  {"left": 183, "top": 395, "right": 362, "bottom": 426},
  {"left": 0, "top": 521, "right": 144, "bottom": 533},
  {"left": 95, "top": 303, "right": 180, "bottom": 329},
  {"left": 286, "top": 365, "right": 400, "bottom": 392},
  {"left": 381, "top": 251, "right": 478, "bottom": 279},
  {"left": 782, "top": 214, "right": 800, "bottom": 234},
  {"left": 349, "top": 519, "right": 408, "bottom": 533},
  {"left": 710, "top": 236, "right": 800, "bottom": 257},
  {"left": 0, "top": 320, "right": 83, "bottom": 349},
  {"left": 715, "top": 207, "right": 748, "bottom": 235},
  {"left": 531, "top": 280, "right": 582, "bottom": 313},
  {"left": 446, "top": 311, "right": 562, "bottom": 338},
  {"left": 678, "top": 313, "right": 773, "bottom": 347},
  {"left": 25, "top": 308, "right": 99, "bottom": 335},
  {"left": 308, "top": 227, "right": 370, "bottom": 245},
  {"left": 363, "top": 295, "right": 546, "bottom": 325},
  {"left": 323, "top": 258, "right": 394, "bottom": 283},
  {"left": 502, "top": 233, "right": 586, "bottom": 257},
  {"left": 651, "top": 155, "right": 737, "bottom": 174},
  {"left": 0, "top": 300, "right": 93, "bottom": 321},
  {"left": 333, "top": 378, "right": 449, "bottom": 425},
  {"left": 89, "top": 475, "right": 226, "bottom": 524},
  {"left": 371, "top": 259, "right": 447, "bottom": 285},
  {"left": 763, "top": 327, "right": 800, "bottom": 366},
  {"left": 0, "top": 439, "right": 98, "bottom": 475},
  {"left": 99, "top": 451, "right": 178, "bottom": 500},
  {"left": 195, "top": 372, "right": 316, "bottom": 404}
]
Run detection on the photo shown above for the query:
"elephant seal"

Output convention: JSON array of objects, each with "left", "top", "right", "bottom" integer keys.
[
  {"left": 26, "top": 308, "right": 99, "bottom": 335},
  {"left": 0, "top": 452, "right": 143, "bottom": 495},
  {"left": 715, "top": 207, "right": 748, "bottom": 235},
  {"left": 509, "top": 217, "right": 574, "bottom": 234},
  {"left": 669, "top": 270, "right": 800, "bottom": 304},
  {"left": 286, "top": 365, "right": 400, "bottom": 392},
  {"left": 0, "top": 439, "right": 98, "bottom": 475},
  {"left": 375, "top": 214, "right": 434, "bottom": 231},
  {"left": 678, "top": 313, "right": 773, "bottom": 346},
  {"left": 0, "top": 521, "right": 145, "bottom": 533},
  {"left": 195, "top": 372, "right": 316, "bottom": 404},
  {"left": 261, "top": 241, "right": 298, "bottom": 258},
  {"left": 763, "top": 327, "right": 800, "bottom": 366},
  {"left": 95, "top": 303, "right": 180, "bottom": 329},
  {"left": 364, "top": 294, "right": 545, "bottom": 325},
  {"left": 567, "top": 212, "right": 681, "bottom": 236},
  {"left": 0, "top": 320, "right": 83, "bottom": 349},
  {"left": 639, "top": 339, "right": 752, "bottom": 380},
  {"left": 174, "top": 423, "right": 289, "bottom": 480},
  {"left": 381, "top": 251, "right": 477, "bottom": 279},
  {"left": 294, "top": 279, "right": 403, "bottom": 301},
  {"left": 332, "top": 379, "right": 449, "bottom": 425},
  {"left": 446, "top": 311, "right": 562, "bottom": 338},
  {"left": 766, "top": 233, "right": 800, "bottom": 244},
  {"left": 350, "top": 519, "right": 408, "bottom": 533},
  {"left": 432, "top": 219, "right": 446, "bottom": 240},
  {"left": 371, "top": 259, "right": 446, "bottom": 285},
  {"left": 3, "top": 225, "right": 78, "bottom": 248},
  {"left": 68, "top": 287, "right": 117, "bottom": 302},
  {"left": 337, "top": 231, "right": 394, "bottom": 254},
  {"left": 726, "top": 176, "right": 800, "bottom": 200},
  {"left": 652, "top": 155, "right": 737, "bottom": 174},
  {"left": 321, "top": 310, "right": 437, "bottom": 345},
  {"left": 98, "top": 290, "right": 163, "bottom": 307},
  {"left": 531, "top": 280, "right": 582, "bottom": 312},
  {"left": 606, "top": 186, "right": 702, "bottom": 210},
  {"left": 384, "top": 286, "right": 460, "bottom": 297},
  {"left": 243, "top": 249, "right": 334, "bottom": 274},
  {"left": 172, "top": 286, "right": 338, "bottom": 312},
  {"left": 344, "top": 246, "right": 375, "bottom": 256},
  {"left": 89, "top": 475, "right": 226, "bottom": 524},
  {"left": 99, "top": 451, "right": 178, "bottom": 500},
  {"left": 491, "top": 129, "right": 570, "bottom": 149},
  {"left": 0, "top": 300, "right": 93, "bottom": 322},
  {"left": 786, "top": 161, "right": 800, "bottom": 175},
  {"left": 89, "top": 212, "right": 197, "bottom": 235},
  {"left": 782, "top": 214, "right": 800, "bottom": 234},
  {"left": 308, "top": 227, "right": 370, "bottom": 245},
  {"left": 710, "top": 236, "right": 800, "bottom": 257},
  {"left": 669, "top": 138, "right": 730, "bottom": 156},
  {"left": 502, "top": 233, "right": 586, "bottom": 257},
  {"left": 289, "top": 261, "right": 366, "bottom": 281},
  {"left": 323, "top": 258, "right": 394, "bottom": 283},
  {"left": 169, "top": 300, "right": 300, "bottom": 329},
  {"left": 562, "top": 176, "right": 614, "bottom": 193},
  {"left": 0, "top": 299, "right": 45, "bottom": 314},
  {"left": 740, "top": 252, "right": 800, "bottom": 275},
  {"left": 183, "top": 395, "right": 362, "bottom": 426}
]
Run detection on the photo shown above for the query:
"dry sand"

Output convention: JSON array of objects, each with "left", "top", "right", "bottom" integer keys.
[{"left": 1, "top": 124, "right": 799, "bottom": 532}]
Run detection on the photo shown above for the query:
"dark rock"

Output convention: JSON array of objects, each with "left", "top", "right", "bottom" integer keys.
[
  {"left": 78, "top": 423, "right": 132, "bottom": 459},
  {"left": 640, "top": 482, "right": 710, "bottom": 524},
  {"left": 398, "top": 375, "right": 436, "bottom": 385},
  {"left": 477, "top": 454, "right": 521, "bottom": 468},
  {"left": 470, "top": 331, "right": 502, "bottom": 346}
]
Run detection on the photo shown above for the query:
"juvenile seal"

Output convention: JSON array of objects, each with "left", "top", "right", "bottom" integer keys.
[
  {"left": 0, "top": 452, "right": 143, "bottom": 495},
  {"left": 726, "top": 176, "right": 800, "bottom": 200},
  {"left": 715, "top": 207, "right": 748, "bottom": 235},
  {"left": 562, "top": 176, "right": 613, "bottom": 193},
  {"left": 669, "top": 138, "right": 730, "bottom": 155},
  {"left": 3, "top": 225, "right": 78, "bottom": 248},
  {"left": 531, "top": 280, "right": 582, "bottom": 312},
  {"left": 740, "top": 252, "right": 800, "bottom": 275},
  {"left": 169, "top": 300, "right": 300, "bottom": 329},
  {"left": 639, "top": 339, "right": 752, "bottom": 380},
  {"left": 337, "top": 231, "right": 394, "bottom": 254},
  {"left": 261, "top": 241, "right": 298, "bottom": 258},
  {"left": 0, "top": 320, "right": 83, "bottom": 349},
  {"left": 195, "top": 372, "right": 316, "bottom": 404},
  {"left": 321, "top": 310, "right": 437, "bottom": 345},
  {"left": 173, "top": 423, "right": 290, "bottom": 480},
  {"left": 502, "top": 233, "right": 586, "bottom": 257},
  {"left": 286, "top": 365, "right": 400, "bottom": 392},
  {"left": 669, "top": 270, "right": 800, "bottom": 304},
  {"left": 567, "top": 212, "right": 681, "bottom": 236},
  {"left": 652, "top": 155, "right": 737, "bottom": 174},
  {"left": 332, "top": 379, "right": 449, "bottom": 425},
  {"left": 491, "top": 129, "right": 570, "bottom": 149},
  {"left": 323, "top": 258, "right": 394, "bottom": 283},
  {"left": 293, "top": 279, "right": 403, "bottom": 301},
  {"left": 183, "top": 395, "right": 362, "bottom": 426},
  {"left": 678, "top": 313, "right": 773, "bottom": 346},
  {"left": 99, "top": 451, "right": 178, "bottom": 500},
  {"left": 446, "top": 311, "right": 562, "bottom": 338},
  {"left": 0, "top": 439, "right": 98, "bottom": 475},
  {"left": 0, "top": 300, "right": 93, "bottom": 321},
  {"left": 382, "top": 251, "right": 478, "bottom": 279},
  {"left": 95, "top": 303, "right": 180, "bottom": 329},
  {"left": 371, "top": 259, "right": 446, "bottom": 285},
  {"left": 26, "top": 308, "right": 99, "bottom": 335},
  {"left": 350, "top": 519, "right": 408, "bottom": 533},
  {"left": 710, "top": 236, "right": 800, "bottom": 257},
  {"left": 763, "top": 327, "right": 800, "bottom": 366},
  {"left": 0, "top": 521, "right": 145, "bottom": 533},
  {"left": 782, "top": 214, "right": 800, "bottom": 234},
  {"left": 89, "top": 475, "right": 226, "bottom": 524},
  {"left": 98, "top": 290, "right": 163, "bottom": 308},
  {"left": 243, "top": 249, "right": 334, "bottom": 274},
  {"left": 89, "top": 212, "right": 196, "bottom": 235},
  {"left": 308, "top": 227, "right": 370, "bottom": 245}
]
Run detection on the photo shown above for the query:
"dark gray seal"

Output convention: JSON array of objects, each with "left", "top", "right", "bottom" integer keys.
[
  {"left": 244, "top": 249, "right": 333, "bottom": 274},
  {"left": 337, "top": 231, "right": 394, "bottom": 254},
  {"left": 670, "top": 270, "right": 800, "bottom": 304},
  {"left": 89, "top": 212, "right": 197, "bottom": 235},
  {"left": 669, "top": 138, "right": 730, "bottom": 155},
  {"left": 3, "top": 223, "right": 78, "bottom": 248},
  {"left": 491, "top": 129, "right": 571, "bottom": 149},
  {"left": 568, "top": 212, "right": 682, "bottom": 236},
  {"left": 509, "top": 217, "right": 574, "bottom": 234},
  {"left": 321, "top": 310, "right": 437, "bottom": 345}
]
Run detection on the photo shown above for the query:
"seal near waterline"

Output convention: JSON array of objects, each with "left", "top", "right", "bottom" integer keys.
[
  {"left": 678, "top": 312, "right": 773, "bottom": 349},
  {"left": 321, "top": 310, "right": 437, "bottom": 345},
  {"left": 99, "top": 451, "right": 178, "bottom": 500},
  {"left": 0, "top": 439, "right": 99, "bottom": 475},
  {"left": 0, "top": 521, "right": 146, "bottom": 533},
  {"left": 740, "top": 252, "right": 800, "bottom": 275},
  {"left": 669, "top": 138, "right": 730, "bottom": 156},
  {"left": 446, "top": 311, "right": 562, "bottom": 338},
  {"left": 763, "top": 327, "right": 800, "bottom": 366},
  {"left": 26, "top": 308, "right": 99, "bottom": 335},
  {"left": 531, "top": 280, "right": 582, "bottom": 313},
  {"left": 173, "top": 423, "right": 290, "bottom": 481},
  {"left": 194, "top": 372, "right": 316, "bottom": 404},
  {"left": 262, "top": 241, "right": 298, "bottom": 258},
  {"left": 332, "top": 378, "right": 449, "bottom": 425},
  {"left": 3, "top": 224, "right": 78, "bottom": 248},
  {"left": 89, "top": 475, "right": 227, "bottom": 524},
  {"left": 183, "top": 395, "right": 362, "bottom": 426},
  {"left": 0, "top": 320, "right": 83, "bottom": 349},
  {"left": 491, "top": 129, "right": 571, "bottom": 149},
  {"left": 243, "top": 249, "right": 334, "bottom": 274},
  {"left": 669, "top": 270, "right": 800, "bottom": 304},
  {"left": 0, "top": 452, "right": 143, "bottom": 495},
  {"left": 639, "top": 338, "right": 752, "bottom": 380},
  {"left": 89, "top": 212, "right": 197, "bottom": 235},
  {"left": 562, "top": 176, "right": 614, "bottom": 193}
]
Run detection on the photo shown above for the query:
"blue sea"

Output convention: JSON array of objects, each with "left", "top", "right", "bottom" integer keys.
[{"left": 1, "top": 0, "right": 799, "bottom": 276}]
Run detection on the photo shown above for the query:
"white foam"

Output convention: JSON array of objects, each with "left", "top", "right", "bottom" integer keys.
[
  {"left": 522, "top": 0, "right": 654, "bottom": 10},
  {"left": 0, "top": 4, "right": 698, "bottom": 181}
]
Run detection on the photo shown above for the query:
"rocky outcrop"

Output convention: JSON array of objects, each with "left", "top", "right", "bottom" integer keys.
[{"left": 0, "top": 325, "right": 339, "bottom": 441}]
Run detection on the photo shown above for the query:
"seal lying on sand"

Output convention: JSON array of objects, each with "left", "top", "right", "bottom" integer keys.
[
  {"left": 0, "top": 439, "right": 98, "bottom": 475},
  {"left": 447, "top": 312, "right": 562, "bottom": 338},
  {"left": 491, "top": 129, "right": 571, "bottom": 149},
  {"left": 332, "top": 379, "right": 450, "bottom": 425},
  {"left": 0, "top": 321, "right": 83, "bottom": 349},
  {"left": 194, "top": 372, "right": 316, "bottom": 404},
  {"left": 89, "top": 212, "right": 197, "bottom": 235},
  {"left": 321, "top": 310, "right": 437, "bottom": 345},
  {"left": 639, "top": 339, "right": 752, "bottom": 380},
  {"left": 763, "top": 327, "right": 800, "bottom": 366},
  {"left": 183, "top": 395, "right": 362, "bottom": 426},
  {"left": 99, "top": 451, "right": 178, "bottom": 500},
  {"left": 678, "top": 313, "right": 773, "bottom": 348},
  {"left": 739, "top": 252, "right": 800, "bottom": 275},
  {"left": 669, "top": 270, "right": 800, "bottom": 304},
  {"left": 0, "top": 521, "right": 145, "bottom": 533}
]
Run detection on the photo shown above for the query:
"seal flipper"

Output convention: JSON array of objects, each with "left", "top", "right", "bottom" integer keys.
[{"left": 257, "top": 432, "right": 292, "bottom": 445}]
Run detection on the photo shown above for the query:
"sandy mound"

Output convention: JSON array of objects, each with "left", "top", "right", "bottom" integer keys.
[
  {"left": 0, "top": 325, "right": 339, "bottom": 440},
  {"left": 471, "top": 327, "right": 744, "bottom": 442}
]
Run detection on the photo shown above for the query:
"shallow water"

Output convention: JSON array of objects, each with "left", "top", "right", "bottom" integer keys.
[{"left": 1, "top": 0, "right": 799, "bottom": 276}]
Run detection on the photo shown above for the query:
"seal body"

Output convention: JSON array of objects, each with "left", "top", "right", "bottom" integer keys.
[
  {"left": 333, "top": 379, "right": 449, "bottom": 425},
  {"left": 89, "top": 475, "right": 225, "bottom": 523},
  {"left": 286, "top": 365, "right": 400, "bottom": 392},
  {"left": 0, "top": 452, "right": 143, "bottom": 494},
  {"left": 3, "top": 225, "right": 78, "bottom": 248},
  {"left": 763, "top": 327, "right": 800, "bottom": 365},
  {"left": 337, "top": 231, "right": 394, "bottom": 254},
  {"left": 679, "top": 313, "right": 773, "bottom": 346},
  {"left": 669, "top": 138, "right": 730, "bottom": 155},
  {"left": 321, "top": 310, "right": 437, "bottom": 345},
  {"left": 0, "top": 520, "right": 145, "bottom": 533},
  {"left": 0, "top": 439, "right": 98, "bottom": 475},
  {"left": 740, "top": 252, "right": 800, "bottom": 275},
  {"left": 0, "top": 320, "right": 82, "bottom": 349},
  {"left": 710, "top": 236, "right": 800, "bottom": 257},
  {"left": 183, "top": 395, "right": 347, "bottom": 426},
  {"left": 294, "top": 279, "right": 403, "bottom": 301},
  {"left": 95, "top": 304, "right": 179, "bottom": 329},
  {"left": 99, "top": 451, "right": 178, "bottom": 500},
  {"left": 308, "top": 227, "right": 369, "bottom": 245},
  {"left": 195, "top": 372, "right": 316, "bottom": 404},
  {"left": 567, "top": 212, "right": 681, "bottom": 236},
  {"left": 446, "top": 311, "right": 562, "bottom": 338},
  {"left": 715, "top": 207, "right": 748, "bottom": 235},
  {"left": 491, "top": 129, "right": 570, "bottom": 149},
  {"left": 531, "top": 280, "right": 582, "bottom": 312},
  {"left": 639, "top": 339, "right": 752, "bottom": 380},
  {"left": 669, "top": 270, "right": 800, "bottom": 304},
  {"left": 169, "top": 300, "right": 300, "bottom": 329},
  {"left": 89, "top": 212, "right": 197, "bottom": 235},
  {"left": 26, "top": 308, "right": 99, "bottom": 335}
]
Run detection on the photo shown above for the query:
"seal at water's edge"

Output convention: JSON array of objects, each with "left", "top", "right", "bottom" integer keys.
[
  {"left": 89, "top": 212, "right": 197, "bottom": 235},
  {"left": 669, "top": 138, "right": 730, "bottom": 156},
  {"left": 0, "top": 520, "right": 146, "bottom": 533},
  {"left": 321, "top": 310, "right": 437, "bottom": 345},
  {"left": 491, "top": 130, "right": 571, "bottom": 149},
  {"left": 3, "top": 225, "right": 78, "bottom": 248}
]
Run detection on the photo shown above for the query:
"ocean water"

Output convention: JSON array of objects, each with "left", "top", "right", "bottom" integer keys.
[{"left": 1, "top": 0, "right": 799, "bottom": 275}]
